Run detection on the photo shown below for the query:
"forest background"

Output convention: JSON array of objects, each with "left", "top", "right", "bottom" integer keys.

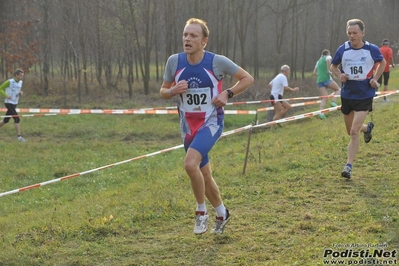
[{"left": 0, "top": 0, "right": 399, "bottom": 108}]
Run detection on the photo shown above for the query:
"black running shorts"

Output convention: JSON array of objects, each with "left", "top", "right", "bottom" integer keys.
[{"left": 340, "top": 97, "right": 373, "bottom": 115}]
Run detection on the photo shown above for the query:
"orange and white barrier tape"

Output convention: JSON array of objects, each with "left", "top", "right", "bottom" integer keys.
[
  {"left": 1, "top": 101, "right": 333, "bottom": 197},
  {"left": 2, "top": 90, "right": 395, "bottom": 117},
  {"left": 253, "top": 105, "right": 341, "bottom": 129},
  {"left": 0, "top": 89, "right": 394, "bottom": 119},
  {"left": 0, "top": 143, "right": 183, "bottom": 197},
  {"left": 0, "top": 99, "right": 321, "bottom": 117},
  {"left": 2, "top": 89, "right": 398, "bottom": 198},
  {"left": 228, "top": 89, "right": 398, "bottom": 106},
  {"left": 256, "top": 100, "right": 321, "bottom": 112},
  {"left": 0, "top": 123, "right": 254, "bottom": 198},
  {"left": 0, "top": 108, "right": 179, "bottom": 115},
  {"left": 227, "top": 95, "right": 337, "bottom": 106},
  {"left": 0, "top": 108, "right": 257, "bottom": 116}
]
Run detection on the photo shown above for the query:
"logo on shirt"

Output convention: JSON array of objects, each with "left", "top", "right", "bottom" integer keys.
[{"left": 187, "top": 77, "right": 202, "bottom": 88}]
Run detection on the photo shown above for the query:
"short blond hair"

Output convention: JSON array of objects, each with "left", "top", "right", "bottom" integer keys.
[{"left": 186, "top": 18, "right": 210, "bottom": 38}]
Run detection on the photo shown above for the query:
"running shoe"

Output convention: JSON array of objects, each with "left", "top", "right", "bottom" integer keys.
[
  {"left": 18, "top": 136, "right": 27, "bottom": 142},
  {"left": 330, "top": 102, "right": 338, "bottom": 107},
  {"left": 193, "top": 211, "right": 209, "bottom": 234},
  {"left": 211, "top": 208, "right": 231, "bottom": 234},
  {"left": 319, "top": 113, "right": 326, "bottom": 120},
  {"left": 363, "top": 122, "right": 374, "bottom": 143},
  {"left": 341, "top": 165, "right": 352, "bottom": 179}
]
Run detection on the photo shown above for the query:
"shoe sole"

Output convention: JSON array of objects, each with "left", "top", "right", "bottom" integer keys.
[
  {"left": 211, "top": 216, "right": 231, "bottom": 234},
  {"left": 341, "top": 172, "right": 351, "bottom": 179},
  {"left": 364, "top": 134, "right": 372, "bottom": 143},
  {"left": 364, "top": 122, "right": 374, "bottom": 143},
  {"left": 194, "top": 228, "right": 208, "bottom": 235},
  {"left": 194, "top": 213, "right": 209, "bottom": 234}
]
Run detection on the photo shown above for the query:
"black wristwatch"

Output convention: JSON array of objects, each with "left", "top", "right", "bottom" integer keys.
[{"left": 226, "top": 89, "right": 234, "bottom": 99}]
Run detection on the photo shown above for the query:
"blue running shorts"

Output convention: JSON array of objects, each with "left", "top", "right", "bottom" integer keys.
[{"left": 183, "top": 124, "right": 223, "bottom": 168}]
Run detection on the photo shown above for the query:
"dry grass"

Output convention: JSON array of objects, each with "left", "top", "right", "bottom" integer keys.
[{"left": 0, "top": 69, "right": 398, "bottom": 265}]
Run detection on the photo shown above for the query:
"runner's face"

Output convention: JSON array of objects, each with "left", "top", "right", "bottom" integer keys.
[
  {"left": 347, "top": 25, "right": 364, "bottom": 48},
  {"left": 15, "top": 73, "right": 24, "bottom": 81},
  {"left": 182, "top": 24, "right": 207, "bottom": 55}
]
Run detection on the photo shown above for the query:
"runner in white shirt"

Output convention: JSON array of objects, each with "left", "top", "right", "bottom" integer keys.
[
  {"left": 268, "top": 65, "right": 299, "bottom": 127},
  {"left": 0, "top": 69, "right": 27, "bottom": 142}
]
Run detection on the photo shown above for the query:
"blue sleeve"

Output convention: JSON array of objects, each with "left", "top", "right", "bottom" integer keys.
[
  {"left": 331, "top": 45, "right": 344, "bottom": 66},
  {"left": 370, "top": 44, "right": 384, "bottom": 62}
]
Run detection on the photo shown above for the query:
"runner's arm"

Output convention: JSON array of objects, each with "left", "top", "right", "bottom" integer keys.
[
  {"left": 226, "top": 67, "right": 254, "bottom": 97},
  {"left": 0, "top": 80, "right": 10, "bottom": 98}
]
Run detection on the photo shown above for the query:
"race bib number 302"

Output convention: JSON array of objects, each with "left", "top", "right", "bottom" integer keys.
[{"left": 181, "top": 87, "right": 213, "bottom": 112}]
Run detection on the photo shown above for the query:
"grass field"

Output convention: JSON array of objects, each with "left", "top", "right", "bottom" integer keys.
[{"left": 0, "top": 69, "right": 398, "bottom": 265}]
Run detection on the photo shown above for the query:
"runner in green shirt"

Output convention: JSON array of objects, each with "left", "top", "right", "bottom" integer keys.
[{"left": 313, "top": 49, "right": 340, "bottom": 119}]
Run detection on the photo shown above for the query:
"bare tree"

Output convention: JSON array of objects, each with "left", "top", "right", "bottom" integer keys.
[
  {"left": 36, "top": 0, "right": 52, "bottom": 96},
  {"left": 265, "top": 0, "right": 296, "bottom": 75},
  {"left": 93, "top": 0, "right": 104, "bottom": 87},
  {"left": 76, "top": 0, "right": 89, "bottom": 95},
  {"left": 289, "top": 0, "right": 317, "bottom": 79},
  {"left": 127, "top": 0, "right": 158, "bottom": 95},
  {"left": 230, "top": 1, "right": 258, "bottom": 69},
  {"left": 2, "top": 0, "right": 399, "bottom": 102},
  {"left": 114, "top": 1, "right": 136, "bottom": 99},
  {"left": 328, "top": 0, "right": 353, "bottom": 52},
  {"left": 300, "top": 2, "right": 311, "bottom": 79}
]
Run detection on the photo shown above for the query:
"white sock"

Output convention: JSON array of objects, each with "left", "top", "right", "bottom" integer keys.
[
  {"left": 196, "top": 202, "right": 206, "bottom": 213},
  {"left": 215, "top": 203, "right": 226, "bottom": 219}
]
